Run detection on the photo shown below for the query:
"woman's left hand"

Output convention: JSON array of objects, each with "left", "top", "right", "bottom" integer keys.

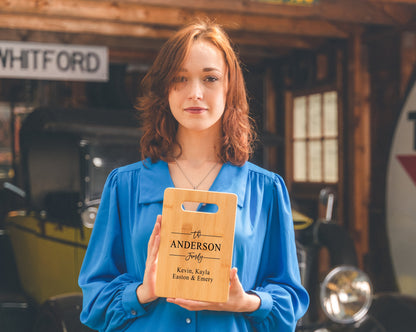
[{"left": 166, "top": 268, "right": 260, "bottom": 313}]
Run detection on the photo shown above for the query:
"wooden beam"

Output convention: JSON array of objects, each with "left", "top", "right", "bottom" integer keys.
[
  {"left": 0, "top": 1, "right": 349, "bottom": 38},
  {"left": 400, "top": 31, "right": 416, "bottom": 97},
  {"left": 0, "top": 13, "right": 176, "bottom": 39},
  {"left": 367, "top": 1, "right": 416, "bottom": 25},
  {"left": 109, "top": 48, "right": 157, "bottom": 64},
  {"left": 2, "top": 0, "right": 414, "bottom": 59},
  {"left": 373, "top": 0, "right": 416, "bottom": 4},
  {"left": 0, "top": 21, "right": 322, "bottom": 58},
  {"left": 347, "top": 29, "right": 371, "bottom": 268},
  {"left": 1, "top": 0, "right": 415, "bottom": 48},
  {"left": 284, "top": 91, "right": 294, "bottom": 193},
  {"left": 197, "top": 11, "right": 348, "bottom": 38},
  {"left": 0, "top": 27, "right": 315, "bottom": 63},
  {"left": 128, "top": 0, "right": 411, "bottom": 25},
  {"left": 229, "top": 31, "right": 324, "bottom": 49},
  {"left": 0, "top": 28, "right": 165, "bottom": 51}
]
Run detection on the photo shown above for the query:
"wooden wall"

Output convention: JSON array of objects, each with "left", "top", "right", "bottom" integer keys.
[{"left": 2, "top": 0, "right": 416, "bottom": 292}]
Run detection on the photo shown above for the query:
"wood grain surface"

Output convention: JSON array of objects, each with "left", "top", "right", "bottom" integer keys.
[{"left": 156, "top": 188, "right": 237, "bottom": 302}]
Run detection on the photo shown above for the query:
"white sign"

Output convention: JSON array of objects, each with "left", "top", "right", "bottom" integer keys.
[
  {"left": 386, "top": 72, "right": 416, "bottom": 296},
  {"left": 0, "top": 41, "right": 108, "bottom": 82}
]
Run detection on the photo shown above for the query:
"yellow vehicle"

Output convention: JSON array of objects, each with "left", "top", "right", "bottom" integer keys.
[{"left": 1, "top": 107, "right": 141, "bottom": 331}]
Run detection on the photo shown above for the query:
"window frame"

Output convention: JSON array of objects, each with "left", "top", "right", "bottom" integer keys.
[{"left": 285, "top": 86, "right": 343, "bottom": 200}]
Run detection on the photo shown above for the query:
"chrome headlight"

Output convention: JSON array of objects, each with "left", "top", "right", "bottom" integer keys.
[
  {"left": 81, "top": 206, "right": 98, "bottom": 228},
  {"left": 320, "top": 265, "right": 373, "bottom": 324}
]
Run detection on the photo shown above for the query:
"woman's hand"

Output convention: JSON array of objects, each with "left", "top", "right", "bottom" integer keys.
[
  {"left": 136, "top": 215, "right": 162, "bottom": 304},
  {"left": 166, "top": 268, "right": 261, "bottom": 313}
]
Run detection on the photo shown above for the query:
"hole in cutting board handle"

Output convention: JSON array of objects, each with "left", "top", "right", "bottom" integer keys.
[{"left": 181, "top": 201, "right": 219, "bottom": 213}]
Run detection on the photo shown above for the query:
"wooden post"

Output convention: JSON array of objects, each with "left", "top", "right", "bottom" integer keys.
[
  {"left": 400, "top": 31, "right": 416, "bottom": 97},
  {"left": 264, "top": 68, "right": 279, "bottom": 171},
  {"left": 347, "top": 29, "right": 371, "bottom": 268}
]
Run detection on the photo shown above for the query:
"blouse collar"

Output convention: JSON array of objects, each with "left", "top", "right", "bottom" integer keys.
[{"left": 138, "top": 158, "right": 248, "bottom": 208}]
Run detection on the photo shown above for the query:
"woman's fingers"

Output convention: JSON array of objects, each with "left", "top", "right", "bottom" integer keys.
[
  {"left": 166, "top": 268, "right": 241, "bottom": 311},
  {"left": 150, "top": 233, "right": 160, "bottom": 270},
  {"left": 147, "top": 216, "right": 161, "bottom": 264},
  {"left": 229, "top": 267, "right": 242, "bottom": 297},
  {"left": 230, "top": 268, "right": 238, "bottom": 284},
  {"left": 138, "top": 215, "right": 162, "bottom": 304}
]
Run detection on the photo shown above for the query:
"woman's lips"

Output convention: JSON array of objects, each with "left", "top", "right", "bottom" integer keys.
[{"left": 184, "top": 107, "right": 207, "bottom": 114}]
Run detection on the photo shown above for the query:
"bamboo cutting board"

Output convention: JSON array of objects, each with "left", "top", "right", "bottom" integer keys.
[{"left": 155, "top": 187, "right": 237, "bottom": 302}]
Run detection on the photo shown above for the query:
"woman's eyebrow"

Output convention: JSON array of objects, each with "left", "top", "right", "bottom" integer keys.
[
  {"left": 203, "top": 67, "right": 222, "bottom": 72},
  {"left": 177, "top": 67, "right": 222, "bottom": 73}
]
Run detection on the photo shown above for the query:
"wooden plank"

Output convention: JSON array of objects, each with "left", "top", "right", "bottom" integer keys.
[
  {"left": 0, "top": 28, "right": 163, "bottom": 57},
  {"left": 366, "top": 31, "right": 402, "bottom": 292},
  {"left": 309, "top": 0, "right": 400, "bottom": 25},
  {"left": 368, "top": 1, "right": 416, "bottom": 25},
  {"left": 0, "top": 1, "right": 349, "bottom": 38},
  {"left": 265, "top": 69, "right": 277, "bottom": 134},
  {"left": 0, "top": 13, "right": 176, "bottom": 39},
  {"left": 229, "top": 31, "right": 323, "bottom": 49},
  {"left": 373, "top": 0, "right": 416, "bottom": 4},
  {"left": 285, "top": 91, "right": 294, "bottom": 192},
  {"left": 123, "top": 0, "right": 409, "bottom": 25},
  {"left": 201, "top": 12, "right": 348, "bottom": 38},
  {"left": 0, "top": 0, "right": 184, "bottom": 27},
  {"left": 347, "top": 29, "right": 370, "bottom": 268},
  {"left": 0, "top": 30, "right": 320, "bottom": 60},
  {"left": 109, "top": 48, "right": 158, "bottom": 64},
  {"left": 3, "top": 0, "right": 414, "bottom": 46},
  {"left": 400, "top": 31, "right": 416, "bottom": 97},
  {"left": 336, "top": 49, "right": 345, "bottom": 226},
  {"left": 156, "top": 188, "right": 237, "bottom": 302},
  {"left": 1, "top": 0, "right": 415, "bottom": 46},
  {"left": 263, "top": 68, "right": 279, "bottom": 171},
  {"left": 0, "top": 27, "right": 319, "bottom": 62}
]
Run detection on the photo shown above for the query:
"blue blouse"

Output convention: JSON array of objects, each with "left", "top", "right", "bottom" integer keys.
[{"left": 79, "top": 159, "right": 309, "bottom": 331}]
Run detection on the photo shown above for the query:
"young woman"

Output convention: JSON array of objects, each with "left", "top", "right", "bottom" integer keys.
[{"left": 79, "top": 20, "right": 309, "bottom": 332}]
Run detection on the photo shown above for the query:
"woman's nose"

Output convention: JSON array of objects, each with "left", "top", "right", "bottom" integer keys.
[{"left": 188, "top": 80, "right": 203, "bottom": 100}]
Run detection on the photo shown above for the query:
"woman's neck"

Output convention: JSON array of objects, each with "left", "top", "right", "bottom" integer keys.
[
  {"left": 175, "top": 127, "right": 221, "bottom": 164},
  {"left": 169, "top": 126, "right": 223, "bottom": 196}
]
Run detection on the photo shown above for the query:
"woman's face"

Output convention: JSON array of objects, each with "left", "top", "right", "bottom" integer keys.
[{"left": 168, "top": 40, "right": 228, "bottom": 135}]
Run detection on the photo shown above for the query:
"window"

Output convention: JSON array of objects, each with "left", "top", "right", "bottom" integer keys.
[
  {"left": 0, "top": 102, "right": 33, "bottom": 182},
  {"left": 291, "top": 91, "right": 338, "bottom": 183}
]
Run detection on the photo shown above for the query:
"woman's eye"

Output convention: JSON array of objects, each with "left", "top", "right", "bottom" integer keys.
[
  {"left": 204, "top": 76, "right": 219, "bottom": 83},
  {"left": 173, "top": 76, "right": 187, "bottom": 83}
]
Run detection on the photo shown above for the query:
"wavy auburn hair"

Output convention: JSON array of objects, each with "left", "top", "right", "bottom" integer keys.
[{"left": 136, "top": 19, "right": 256, "bottom": 165}]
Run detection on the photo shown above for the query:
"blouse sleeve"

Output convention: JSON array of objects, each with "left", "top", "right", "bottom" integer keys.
[
  {"left": 244, "top": 174, "right": 309, "bottom": 331},
  {"left": 78, "top": 169, "right": 151, "bottom": 331}
]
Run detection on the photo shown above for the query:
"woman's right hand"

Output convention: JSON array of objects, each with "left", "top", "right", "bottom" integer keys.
[{"left": 136, "top": 215, "right": 161, "bottom": 304}]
